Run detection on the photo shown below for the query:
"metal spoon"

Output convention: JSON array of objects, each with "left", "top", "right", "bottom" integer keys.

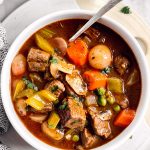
[{"left": 69, "top": 0, "right": 122, "bottom": 42}]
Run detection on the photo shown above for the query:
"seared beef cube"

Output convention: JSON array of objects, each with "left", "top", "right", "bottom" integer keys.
[
  {"left": 85, "top": 94, "right": 98, "bottom": 107},
  {"left": 114, "top": 94, "right": 129, "bottom": 109},
  {"left": 114, "top": 55, "right": 130, "bottom": 75},
  {"left": 88, "top": 107, "right": 112, "bottom": 138},
  {"left": 81, "top": 128, "right": 99, "bottom": 148},
  {"left": 27, "top": 48, "right": 50, "bottom": 72},
  {"left": 59, "top": 97, "right": 86, "bottom": 130},
  {"left": 44, "top": 80, "right": 65, "bottom": 98},
  {"left": 28, "top": 62, "right": 48, "bottom": 72},
  {"left": 64, "top": 83, "right": 76, "bottom": 96},
  {"left": 27, "top": 48, "right": 50, "bottom": 63}
]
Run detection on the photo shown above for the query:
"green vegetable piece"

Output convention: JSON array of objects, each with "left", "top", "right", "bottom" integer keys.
[
  {"left": 26, "top": 94, "right": 45, "bottom": 110},
  {"left": 38, "top": 28, "right": 55, "bottom": 39},
  {"left": 16, "top": 89, "right": 35, "bottom": 99},
  {"left": 113, "top": 104, "right": 121, "bottom": 112},
  {"left": 22, "top": 77, "right": 38, "bottom": 91},
  {"left": 98, "top": 96, "right": 107, "bottom": 106},
  {"left": 50, "top": 57, "right": 58, "bottom": 64},
  {"left": 72, "top": 135, "right": 79, "bottom": 142},
  {"left": 48, "top": 111, "right": 60, "bottom": 129},
  {"left": 13, "top": 80, "right": 26, "bottom": 100},
  {"left": 107, "top": 96, "right": 115, "bottom": 105},
  {"left": 35, "top": 33, "right": 54, "bottom": 55},
  {"left": 97, "top": 87, "right": 106, "bottom": 96},
  {"left": 51, "top": 85, "right": 58, "bottom": 92},
  {"left": 59, "top": 101, "right": 68, "bottom": 110},
  {"left": 120, "top": 6, "right": 132, "bottom": 14},
  {"left": 101, "top": 67, "right": 111, "bottom": 74},
  {"left": 107, "top": 77, "right": 124, "bottom": 93}
]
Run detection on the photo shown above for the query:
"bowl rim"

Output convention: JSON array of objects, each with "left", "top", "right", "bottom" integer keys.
[{"left": 1, "top": 9, "right": 150, "bottom": 150}]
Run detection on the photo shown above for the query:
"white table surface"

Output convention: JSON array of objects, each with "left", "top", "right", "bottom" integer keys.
[
  {"left": 0, "top": 0, "right": 150, "bottom": 150},
  {"left": 0, "top": 0, "right": 150, "bottom": 25}
]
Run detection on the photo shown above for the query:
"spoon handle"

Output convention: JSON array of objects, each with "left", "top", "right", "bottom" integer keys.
[{"left": 69, "top": 0, "right": 122, "bottom": 42}]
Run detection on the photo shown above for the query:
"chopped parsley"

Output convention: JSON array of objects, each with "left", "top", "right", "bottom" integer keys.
[
  {"left": 50, "top": 57, "right": 58, "bottom": 64},
  {"left": 59, "top": 101, "right": 68, "bottom": 110},
  {"left": 120, "top": 6, "right": 132, "bottom": 14},
  {"left": 101, "top": 67, "right": 111, "bottom": 74},
  {"left": 22, "top": 77, "right": 38, "bottom": 91},
  {"left": 51, "top": 85, "right": 58, "bottom": 92}
]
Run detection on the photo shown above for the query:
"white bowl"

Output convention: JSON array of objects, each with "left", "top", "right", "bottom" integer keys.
[{"left": 1, "top": 10, "right": 150, "bottom": 150}]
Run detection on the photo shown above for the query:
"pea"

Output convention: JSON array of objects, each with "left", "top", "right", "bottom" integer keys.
[
  {"left": 107, "top": 96, "right": 115, "bottom": 105},
  {"left": 97, "top": 88, "right": 106, "bottom": 96},
  {"left": 113, "top": 104, "right": 121, "bottom": 112},
  {"left": 98, "top": 96, "right": 107, "bottom": 106},
  {"left": 72, "top": 135, "right": 79, "bottom": 142}
]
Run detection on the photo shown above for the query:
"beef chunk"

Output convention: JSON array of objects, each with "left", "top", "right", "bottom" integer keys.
[
  {"left": 81, "top": 128, "right": 99, "bottom": 148},
  {"left": 27, "top": 48, "right": 50, "bottom": 63},
  {"left": 114, "top": 55, "right": 130, "bottom": 75},
  {"left": 114, "top": 94, "right": 129, "bottom": 109},
  {"left": 85, "top": 94, "right": 98, "bottom": 106},
  {"left": 44, "top": 80, "right": 65, "bottom": 98},
  {"left": 59, "top": 97, "right": 86, "bottom": 130},
  {"left": 28, "top": 62, "right": 48, "bottom": 72},
  {"left": 88, "top": 107, "right": 112, "bottom": 138},
  {"left": 27, "top": 48, "right": 50, "bottom": 72}
]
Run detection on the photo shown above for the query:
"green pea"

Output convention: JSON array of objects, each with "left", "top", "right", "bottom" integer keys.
[
  {"left": 72, "top": 135, "right": 79, "bottom": 142},
  {"left": 113, "top": 104, "right": 121, "bottom": 112},
  {"left": 107, "top": 96, "right": 115, "bottom": 105},
  {"left": 98, "top": 96, "right": 107, "bottom": 106},
  {"left": 97, "top": 88, "right": 106, "bottom": 96}
]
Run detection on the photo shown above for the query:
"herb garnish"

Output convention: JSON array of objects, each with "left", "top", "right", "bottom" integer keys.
[
  {"left": 120, "top": 6, "right": 132, "bottom": 14},
  {"left": 22, "top": 76, "right": 38, "bottom": 91},
  {"left": 101, "top": 67, "right": 111, "bottom": 74},
  {"left": 51, "top": 85, "right": 59, "bottom": 92},
  {"left": 50, "top": 57, "right": 58, "bottom": 64},
  {"left": 59, "top": 101, "right": 68, "bottom": 110}
]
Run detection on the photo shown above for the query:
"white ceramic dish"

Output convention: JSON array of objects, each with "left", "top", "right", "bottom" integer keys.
[{"left": 1, "top": 10, "right": 150, "bottom": 150}]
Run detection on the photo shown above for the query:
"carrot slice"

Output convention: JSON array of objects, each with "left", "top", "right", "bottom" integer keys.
[
  {"left": 67, "top": 39, "right": 88, "bottom": 66},
  {"left": 114, "top": 109, "right": 136, "bottom": 128},
  {"left": 83, "top": 70, "right": 107, "bottom": 90}
]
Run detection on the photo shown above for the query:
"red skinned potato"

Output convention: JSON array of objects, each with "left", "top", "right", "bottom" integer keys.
[
  {"left": 88, "top": 45, "right": 112, "bottom": 69},
  {"left": 12, "top": 54, "right": 27, "bottom": 76}
]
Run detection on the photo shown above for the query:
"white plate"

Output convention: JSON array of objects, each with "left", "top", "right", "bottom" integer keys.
[{"left": 1, "top": 0, "right": 150, "bottom": 150}]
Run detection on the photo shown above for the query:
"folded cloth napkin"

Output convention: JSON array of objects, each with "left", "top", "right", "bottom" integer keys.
[{"left": 0, "top": 25, "right": 10, "bottom": 149}]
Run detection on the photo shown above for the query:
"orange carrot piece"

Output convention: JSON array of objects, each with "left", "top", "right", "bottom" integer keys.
[
  {"left": 83, "top": 70, "right": 107, "bottom": 90},
  {"left": 67, "top": 39, "right": 88, "bottom": 66},
  {"left": 114, "top": 109, "right": 136, "bottom": 128}
]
